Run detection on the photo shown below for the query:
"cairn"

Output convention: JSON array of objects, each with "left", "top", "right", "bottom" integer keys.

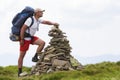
[{"left": 31, "top": 26, "right": 83, "bottom": 75}]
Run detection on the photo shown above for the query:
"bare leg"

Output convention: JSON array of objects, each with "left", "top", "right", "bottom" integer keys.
[
  {"left": 32, "top": 38, "right": 45, "bottom": 62},
  {"left": 33, "top": 38, "right": 45, "bottom": 53},
  {"left": 18, "top": 51, "right": 26, "bottom": 76},
  {"left": 18, "top": 51, "right": 26, "bottom": 68}
]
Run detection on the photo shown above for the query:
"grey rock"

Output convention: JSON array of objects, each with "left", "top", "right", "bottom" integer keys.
[{"left": 31, "top": 26, "right": 83, "bottom": 75}]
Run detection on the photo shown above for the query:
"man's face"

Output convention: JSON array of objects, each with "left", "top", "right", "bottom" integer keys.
[{"left": 37, "top": 11, "right": 43, "bottom": 18}]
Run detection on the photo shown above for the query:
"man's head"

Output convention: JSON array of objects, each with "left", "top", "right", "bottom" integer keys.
[{"left": 34, "top": 8, "right": 45, "bottom": 18}]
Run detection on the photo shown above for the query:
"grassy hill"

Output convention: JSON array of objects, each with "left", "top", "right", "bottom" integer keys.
[{"left": 0, "top": 61, "right": 120, "bottom": 80}]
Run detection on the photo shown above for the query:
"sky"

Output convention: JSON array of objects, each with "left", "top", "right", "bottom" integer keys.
[{"left": 0, "top": 0, "right": 120, "bottom": 66}]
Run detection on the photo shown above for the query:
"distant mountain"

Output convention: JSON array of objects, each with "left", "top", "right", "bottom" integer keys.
[
  {"left": 77, "top": 54, "right": 120, "bottom": 65},
  {"left": 0, "top": 53, "right": 120, "bottom": 66}
]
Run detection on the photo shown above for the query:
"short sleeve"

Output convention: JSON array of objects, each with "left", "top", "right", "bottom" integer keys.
[
  {"left": 38, "top": 18, "right": 44, "bottom": 23},
  {"left": 24, "top": 17, "right": 32, "bottom": 27}
]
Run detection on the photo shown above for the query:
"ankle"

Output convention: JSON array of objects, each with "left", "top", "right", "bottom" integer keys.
[
  {"left": 18, "top": 68, "right": 22, "bottom": 73},
  {"left": 18, "top": 68, "right": 22, "bottom": 77}
]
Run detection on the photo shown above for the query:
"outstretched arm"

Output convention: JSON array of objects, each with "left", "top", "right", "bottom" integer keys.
[{"left": 41, "top": 20, "right": 59, "bottom": 27}]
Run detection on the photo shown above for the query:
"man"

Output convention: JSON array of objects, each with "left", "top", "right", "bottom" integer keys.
[{"left": 18, "top": 8, "right": 59, "bottom": 76}]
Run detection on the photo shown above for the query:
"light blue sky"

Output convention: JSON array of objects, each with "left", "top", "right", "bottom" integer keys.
[{"left": 0, "top": 0, "right": 120, "bottom": 66}]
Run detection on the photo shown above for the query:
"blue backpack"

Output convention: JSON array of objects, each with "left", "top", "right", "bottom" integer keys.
[{"left": 10, "top": 6, "right": 34, "bottom": 41}]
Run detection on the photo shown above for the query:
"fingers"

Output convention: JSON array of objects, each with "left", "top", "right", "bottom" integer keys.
[
  {"left": 53, "top": 23, "right": 59, "bottom": 28},
  {"left": 20, "top": 40, "right": 24, "bottom": 46}
]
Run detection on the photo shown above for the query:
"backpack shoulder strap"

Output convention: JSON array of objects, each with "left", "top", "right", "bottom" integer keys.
[
  {"left": 29, "top": 16, "right": 34, "bottom": 27},
  {"left": 27, "top": 17, "right": 34, "bottom": 34}
]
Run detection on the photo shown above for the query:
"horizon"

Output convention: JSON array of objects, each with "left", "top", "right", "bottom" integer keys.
[
  {"left": 0, "top": 0, "right": 120, "bottom": 66},
  {"left": 0, "top": 53, "right": 119, "bottom": 67}
]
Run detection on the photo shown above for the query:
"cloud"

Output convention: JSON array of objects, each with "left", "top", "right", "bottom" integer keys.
[
  {"left": 67, "top": 25, "right": 120, "bottom": 57},
  {"left": 0, "top": 0, "right": 120, "bottom": 66}
]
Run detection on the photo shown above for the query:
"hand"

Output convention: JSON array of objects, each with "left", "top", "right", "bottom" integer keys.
[
  {"left": 20, "top": 39, "right": 24, "bottom": 46},
  {"left": 53, "top": 23, "right": 59, "bottom": 28}
]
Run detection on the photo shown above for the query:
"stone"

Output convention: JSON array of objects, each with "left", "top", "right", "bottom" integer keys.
[{"left": 31, "top": 26, "right": 83, "bottom": 75}]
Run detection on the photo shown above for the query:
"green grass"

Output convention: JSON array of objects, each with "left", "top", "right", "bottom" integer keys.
[{"left": 0, "top": 61, "right": 120, "bottom": 80}]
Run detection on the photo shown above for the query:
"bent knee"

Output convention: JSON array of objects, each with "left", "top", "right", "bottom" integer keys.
[
  {"left": 41, "top": 41, "right": 45, "bottom": 46},
  {"left": 37, "top": 40, "right": 45, "bottom": 46},
  {"left": 33, "top": 39, "right": 45, "bottom": 46}
]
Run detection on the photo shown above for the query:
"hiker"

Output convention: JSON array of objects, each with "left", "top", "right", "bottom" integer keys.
[{"left": 18, "top": 8, "right": 59, "bottom": 76}]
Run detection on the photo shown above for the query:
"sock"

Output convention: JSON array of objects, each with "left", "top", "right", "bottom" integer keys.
[{"left": 18, "top": 68, "right": 22, "bottom": 75}]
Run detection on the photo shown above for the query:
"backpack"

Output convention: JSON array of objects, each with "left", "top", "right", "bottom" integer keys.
[{"left": 10, "top": 6, "right": 34, "bottom": 41}]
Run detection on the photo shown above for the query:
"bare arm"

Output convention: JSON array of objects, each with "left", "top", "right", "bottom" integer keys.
[
  {"left": 20, "top": 24, "right": 28, "bottom": 46},
  {"left": 41, "top": 20, "right": 59, "bottom": 27},
  {"left": 20, "top": 24, "right": 28, "bottom": 40}
]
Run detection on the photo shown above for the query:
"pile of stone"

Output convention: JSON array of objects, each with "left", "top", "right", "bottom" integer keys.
[{"left": 31, "top": 26, "right": 83, "bottom": 75}]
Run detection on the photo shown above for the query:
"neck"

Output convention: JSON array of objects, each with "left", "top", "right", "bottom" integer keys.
[{"left": 34, "top": 15, "right": 39, "bottom": 21}]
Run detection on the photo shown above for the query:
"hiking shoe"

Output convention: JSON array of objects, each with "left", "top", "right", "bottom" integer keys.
[
  {"left": 18, "top": 72, "right": 28, "bottom": 77},
  {"left": 32, "top": 56, "right": 38, "bottom": 62}
]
